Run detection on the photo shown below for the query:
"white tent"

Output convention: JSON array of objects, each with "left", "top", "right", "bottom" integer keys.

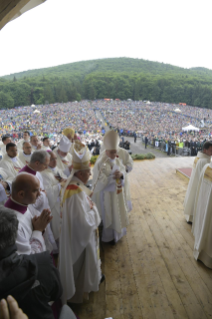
[
  {"left": 33, "top": 109, "right": 40, "bottom": 114},
  {"left": 31, "top": 104, "right": 35, "bottom": 107},
  {"left": 182, "top": 124, "right": 199, "bottom": 132},
  {"left": 175, "top": 108, "right": 181, "bottom": 112},
  {"left": 146, "top": 101, "right": 151, "bottom": 104}
]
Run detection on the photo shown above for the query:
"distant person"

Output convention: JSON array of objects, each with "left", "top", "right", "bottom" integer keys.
[
  {"left": 134, "top": 132, "right": 137, "bottom": 143},
  {"left": 145, "top": 135, "right": 148, "bottom": 149}
]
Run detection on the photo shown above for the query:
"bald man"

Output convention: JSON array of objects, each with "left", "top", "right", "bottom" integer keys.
[
  {"left": 4, "top": 173, "right": 52, "bottom": 255},
  {"left": 18, "top": 141, "right": 33, "bottom": 165}
]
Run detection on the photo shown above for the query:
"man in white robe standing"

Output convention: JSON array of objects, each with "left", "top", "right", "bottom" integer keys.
[
  {"left": 42, "top": 137, "right": 52, "bottom": 151},
  {"left": 117, "top": 147, "right": 133, "bottom": 211},
  {"left": 92, "top": 130, "right": 129, "bottom": 244},
  {"left": 17, "top": 131, "right": 30, "bottom": 150},
  {"left": 19, "top": 151, "right": 57, "bottom": 252},
  {"left": 192, "top": 160, "right": 212, "bottom": 268},
  {"left": 0, "top": 167, "right": 11, "bottom": 205},
  {"left": 0, "top": 143, "right": 24, "bottom": 182},
  {"left": 30, "top": 135, "right": 42, "bottom": 151},
  {"left": 59, "top": 142, "right": 102, "bottom": 304},
  {"left": 41, "top": 151, "right": 67, "bottom": 241},
  {"left": 53, "top": 135, "right": 72, "bottom": 177},
  {"left": 4, "top": 173, "right": 52, "bottom": 255},
  {"left": 0, "top": 135, "right": 12, "bottom": 157},
  {"left": 184, "top": 141, "right": 212, "bottom": 222},
  {"left": 18, "top": 141, "right": 33, "bottom": 165}
]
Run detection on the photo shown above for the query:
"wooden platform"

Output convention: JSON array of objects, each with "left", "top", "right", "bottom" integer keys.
[
  {"left": 72, "top": 157, "right": 212, "bottom": 319},
  {"left": 176, "top": 167, "right": 192, "bottom": 180}
]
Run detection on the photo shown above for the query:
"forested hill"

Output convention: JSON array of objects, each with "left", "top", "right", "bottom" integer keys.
[{"left": 1, "top": 57, "right": 212, "bottom": 109}]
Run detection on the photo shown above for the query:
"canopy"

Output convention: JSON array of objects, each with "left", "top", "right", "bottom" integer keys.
[
  {"left": 182, "top": 124, "right": 199, "bottom": 132},
  {"left": 33, "top": 109, "right": 40, "bottom": 113},
  {"left": 31, "top": 104, "right": 35, "bottom": 107},
  {"left": 0, "top": 0, "right": 46, "bottom": 30},
  {"left": 175, "top": 108, "right": 181, "bottom": 112}
]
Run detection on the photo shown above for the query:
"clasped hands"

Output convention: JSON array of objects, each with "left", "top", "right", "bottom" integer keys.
[
  {"left": 113, "top": 170, "right": 123, "bottom": 180},
  {"left": 32, "top": 209, "right": 53, "bottom": 232}
]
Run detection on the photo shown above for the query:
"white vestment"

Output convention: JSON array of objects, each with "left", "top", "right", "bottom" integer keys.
[
  {"left": 31, "top": 171, "right": 57, "bottom": 253},
  {"left": 117, "top": 147, "right": 133, "bottom": 211},
  {"left": 184, "top": 151, "right": 211, "bottom": 222},
  {"left": 0, "top": 167, "right": 11, "bottom": 204},
  {"left": 4, "top": 198, "right": 46, "bottom": 255},
  {"left": 59, "top": 176, "right": 101, "bottom": 304},
  {"left": 0, "top": 154, "right": 24, "bottom": 182},
  {"left": 18, "top": 151, "right": 32, "bottom": 165},
  {"left": 41, "top": 167, "right": 66, "bottom": 240},
  {"left": 92, "top": 151, "right": 129, "bottom": 243},
  {"left": 17, "top": 139, "right": 29, "bottom": 150},
  {"left": 0, "top": 144, "right": 6, "bottom": 156},
  {"left": 18, "top": 166, "right": 57, "bottom": 253},
  {"left": 192, "top": 163, "right": 212, "bottom": 268},
  {"left": 42, "top": 145, "right": 51, "bottom": 151},
  {"left": 53, "top": 148, "right": 72, "bottom": 177}
]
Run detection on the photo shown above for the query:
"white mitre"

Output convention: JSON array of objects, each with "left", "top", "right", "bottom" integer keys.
[
  {"left": 103, "top": 130, "right": 119, "bottom": 150},
  {"left": 59, "top": 135, "right": 71, "bottom": 152},
  {"left": 61, "top": 141, "right": 91, "bottom": 200},
  {"left": 72, "top": 142, "right": 91, "bottom": 172}
]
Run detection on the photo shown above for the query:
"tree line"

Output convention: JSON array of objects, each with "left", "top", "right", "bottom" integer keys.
[{"left": 1, "top": 58, "right": 212, "bottom": 109}]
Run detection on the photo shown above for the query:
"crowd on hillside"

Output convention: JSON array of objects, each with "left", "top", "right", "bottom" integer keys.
[{"left": 0, "top": 100, "right": 212, "bottom": 156}]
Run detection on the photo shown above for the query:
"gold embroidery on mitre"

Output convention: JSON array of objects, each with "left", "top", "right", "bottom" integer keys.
[
  {"left": 204, "top": 166, "right": 212, "bottom": 182},
  {"left": 72, "top": 160, "right": 90, "bottom": 170}
]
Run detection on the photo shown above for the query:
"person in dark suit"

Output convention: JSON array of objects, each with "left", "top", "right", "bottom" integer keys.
[
  {"left": 0, "top": 207, "right": 63, "bottom": 319},
  {"left": 145, "top": 135, "right": 148, "bottom": 149}
]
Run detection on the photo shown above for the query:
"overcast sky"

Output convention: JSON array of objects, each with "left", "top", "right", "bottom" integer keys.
[{"left": 0, "top": 0, "right": 212, "bottom": 77}]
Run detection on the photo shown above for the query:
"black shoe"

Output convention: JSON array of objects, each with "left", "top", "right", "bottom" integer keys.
[{"left": 100, "top": 274, "right": 105, "bottom": 284}]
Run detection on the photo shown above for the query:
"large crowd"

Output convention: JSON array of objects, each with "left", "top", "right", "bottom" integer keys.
[{"left": 0, "top": 100, "right": 212, "bottom": 319}]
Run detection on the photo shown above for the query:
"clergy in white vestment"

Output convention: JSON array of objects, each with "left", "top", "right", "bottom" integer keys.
[
  {"left": 184, "top": 141, "right": 212, "bottom": 222},
  {"left": 0, "top": 135, "right": 12, "bottom": 156},
  {"left": 42, "top": 137, "right": 52, "bottom": 151},
  {"left": 53, "top": 135, "right": 72, "bottom": 177},
  {"left": 18, "top": 141, "right": 33, "bottom": 165},
  {"left": 0, "top": 167, "right": 11, "bottom": 205},
  {"left": 16, "top": 131, "right": 30, "bottom": 150},
  {"left": 19, "top": 150, "right": 57, "bottom": 253},
  {"left": 192, "top": 161, "right": 212, "bottom": 268},
  {"left": 41, "top": 151, "right": 67, "bottom": 241},
  {"left": 0, "top": 143, "right": 24, "bottom": 183},
  {"left": 30, "top": 135, "right": 42, "bottom": 151},
  {"left": 117, "top": 147, "right": 133, "bottom": 211},
  {"left": 4, "top": 173, "right": 52, "bottom": 255},
  {"left": 59, "top": 142, "right": 102, "bottom": 304},
  {"left": 92, "top": 130, "right": 129, "bottom": 244}
]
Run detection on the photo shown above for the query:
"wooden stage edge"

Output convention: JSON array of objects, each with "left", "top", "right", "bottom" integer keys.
[
  {"left": 72, "top": 157, "right": 212, "bottom": 319},
  {"left": 176, "top": 167, "right": 192, "bottom": 181}
]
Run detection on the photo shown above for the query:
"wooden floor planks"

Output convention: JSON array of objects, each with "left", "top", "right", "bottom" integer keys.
[{"left": 72, "top": 157, "right": 212, "bottom": 319}]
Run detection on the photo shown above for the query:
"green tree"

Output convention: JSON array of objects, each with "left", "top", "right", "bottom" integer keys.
[{"left": 0, "top": 92, "right": 14, "bottom": 109}]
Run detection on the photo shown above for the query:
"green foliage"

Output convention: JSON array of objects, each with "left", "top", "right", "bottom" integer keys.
[
  {"left": 0, "top": 91, "right": 14, "bottom": 109},
  {"left": 131, "top": 153, "right": 155, "bottom": 160},
  {"left": 90, "top": 155, "right": 99, "bottom": 165},
  {"left": 2, "top": 57, "right": 212, "bottom": 107}
]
